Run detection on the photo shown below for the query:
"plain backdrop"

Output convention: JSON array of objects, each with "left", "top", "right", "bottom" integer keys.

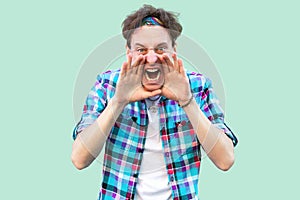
[{"left": 1, "top": 0, "right": 299, "bottom": 199}]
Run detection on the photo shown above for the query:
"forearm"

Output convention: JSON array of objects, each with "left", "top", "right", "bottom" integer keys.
[
  {"left": 182, "top": 98, "right": 234, "bottom": 171},
  {"left": 71, "top": 97, "right": 126, "bottom": 170}
]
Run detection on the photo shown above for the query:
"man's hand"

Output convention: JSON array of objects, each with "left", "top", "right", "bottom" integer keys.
[
  {"left": 114, "top": 54, "right": 162, "bottom": 105},
  {"left": 159, "top": 53, "right": 192, "bottom": 105}
]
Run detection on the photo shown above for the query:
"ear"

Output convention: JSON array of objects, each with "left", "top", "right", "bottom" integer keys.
[{"left": 173, "top": 43, "right": 177, "bottom": 53}]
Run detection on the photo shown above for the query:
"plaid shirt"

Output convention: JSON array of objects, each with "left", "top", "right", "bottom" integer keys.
[{"left": 73, "top": 69, "right": 238, "bottom": 200}]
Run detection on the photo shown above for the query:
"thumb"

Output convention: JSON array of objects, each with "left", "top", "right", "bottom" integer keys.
[{"left": 143, "top": 89, "right": 162, "bottom": 99}]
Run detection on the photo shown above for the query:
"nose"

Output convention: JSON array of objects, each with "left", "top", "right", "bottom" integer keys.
[{"left": 146, "top": 49, "right": 158, "bottom": 64}]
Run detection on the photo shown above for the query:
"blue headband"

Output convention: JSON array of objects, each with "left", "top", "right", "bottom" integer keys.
[{"left": 142, "top": 16, "right": 164, "bottom": 26}]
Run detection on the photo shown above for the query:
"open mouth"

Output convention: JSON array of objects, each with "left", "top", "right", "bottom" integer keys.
[{"left": 145, "top": 69, "right": 161, "bottom": 81}]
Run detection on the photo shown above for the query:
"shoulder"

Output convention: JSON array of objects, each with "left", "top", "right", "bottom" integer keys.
[
  {"left": 96, "top": 69, "right": 121, "bottom": 86},
  {"left": 186, "top": 71, "right": 212, "bottom": 93}
]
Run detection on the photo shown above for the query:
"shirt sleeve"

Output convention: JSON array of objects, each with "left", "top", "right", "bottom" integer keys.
[
  {"left": 72, "top": 74, "right": 108, "bottom": 140},
  {"left": 199, "top": 77, "right": 238, "bottom": 147}
]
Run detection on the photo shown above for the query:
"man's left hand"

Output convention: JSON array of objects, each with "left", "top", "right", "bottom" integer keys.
[{"left": 159, "top": 53, "right": 192, "bottom": 105}]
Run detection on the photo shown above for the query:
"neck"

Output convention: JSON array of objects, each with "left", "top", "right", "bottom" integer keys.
[{"left": 148, "top": 95, "right": 161, "bottom": 101}]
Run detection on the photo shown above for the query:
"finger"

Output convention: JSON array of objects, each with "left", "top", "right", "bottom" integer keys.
[
  {"left": 136, "top": 56, "right": 145, "bottom": 74},
  {"left": 172, "top": 53, "right": 179, "bottom": 72},
  {"left": 143, "top": 89, "right": 162, "bottom": 99},
  {"left": 120, "top": 61, "right": 128, "bottom": 76},
  {"left": 127, "top": 53, "right": 132, "bottom": 69},
  {"left": 163, "top": 54, "right": 175, "bottom": 72},
  {"left": 131, "top": 55, "right": 143, "bottom": 68},
  {"left": 178, "top": 59, "right": 185, "bottom": 74},
  {"left": 150, "top": 89, "right": 162, "bottom": 97},
  {"left": 158, "top": 55, "right": 170, "bottom": 74}
]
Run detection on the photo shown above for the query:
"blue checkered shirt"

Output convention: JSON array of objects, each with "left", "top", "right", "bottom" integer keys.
[{"left": 73, "top": 69, "right": 238, "bottom": 199}]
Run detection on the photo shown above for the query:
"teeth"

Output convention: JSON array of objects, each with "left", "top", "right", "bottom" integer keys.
[
  {"left": 145, "top": 71, "right": 160, "bottom": 81},
  {"left": 146, "top": 69, "right": 159, "bottom": 73}
]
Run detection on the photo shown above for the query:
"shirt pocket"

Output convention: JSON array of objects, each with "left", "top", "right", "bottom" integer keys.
[
  {"left": 168, "top": 113, "right": 199, "bottom": 161},
  {"left": 105, "top": 110, "right": 146, "bottom": 172}
]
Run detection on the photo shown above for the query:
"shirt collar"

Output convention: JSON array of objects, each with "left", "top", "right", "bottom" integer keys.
[{"left": 126, "top": 96, "right": 168, "bottom": 126}]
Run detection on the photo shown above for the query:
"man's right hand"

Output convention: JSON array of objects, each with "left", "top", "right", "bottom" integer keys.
[{"left": 114, "top": 54, "right": 162, "bottom": 106}]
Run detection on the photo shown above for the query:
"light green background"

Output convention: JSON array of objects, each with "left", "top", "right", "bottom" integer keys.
[{"left": 1, "top": 0, "right": 299, "bottom": 199}]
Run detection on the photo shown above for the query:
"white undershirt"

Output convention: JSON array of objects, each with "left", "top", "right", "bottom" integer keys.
[{"left": 134, "top": 98, "right": 172, "bottom": 200}]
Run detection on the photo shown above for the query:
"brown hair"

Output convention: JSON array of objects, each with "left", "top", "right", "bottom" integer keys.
[{"left": 122, "top": 4, "right": 183, "bottom": 48}]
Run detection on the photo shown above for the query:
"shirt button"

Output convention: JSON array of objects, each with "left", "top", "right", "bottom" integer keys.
[
  {"left": 170, "top": 176, "right": 174, "bottom": 182},
  {"left": 178, "top": 126, "right": 182, "bottom": 132},
  {"left": 165, "top": 152, "right": 170, "bottom": 157},
  {"left": 137, "top": 148, "right": 144, "bottom": 153}
]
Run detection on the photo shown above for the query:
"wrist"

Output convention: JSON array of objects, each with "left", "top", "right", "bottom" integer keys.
[
  {"left": 110, "top": 96, "right": 128, "bottom": 109},
  {"left": 178, "top": 93, "right": 194, "bottom": 108}
]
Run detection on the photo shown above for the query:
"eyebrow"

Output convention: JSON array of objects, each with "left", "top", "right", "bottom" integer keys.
[{"left": 133, "top": 42, "right": 168, "bottom": 48}]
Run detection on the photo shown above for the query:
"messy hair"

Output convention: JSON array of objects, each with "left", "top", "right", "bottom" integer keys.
[{"left": 122, "top": 4, "right": 183, "bottom": 48}]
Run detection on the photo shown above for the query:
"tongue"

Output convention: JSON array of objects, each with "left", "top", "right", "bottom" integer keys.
[{"left": 147, "top": 71, "right": 158, "bottom": 79}]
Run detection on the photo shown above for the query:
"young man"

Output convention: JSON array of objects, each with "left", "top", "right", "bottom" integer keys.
[{"left": 72, "top": 4, "right": 238, "bottom": 200}]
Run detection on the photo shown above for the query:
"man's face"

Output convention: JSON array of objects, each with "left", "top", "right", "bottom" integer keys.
[{"left": 128, "top": 26, "right": 175, "bottom": 91}]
